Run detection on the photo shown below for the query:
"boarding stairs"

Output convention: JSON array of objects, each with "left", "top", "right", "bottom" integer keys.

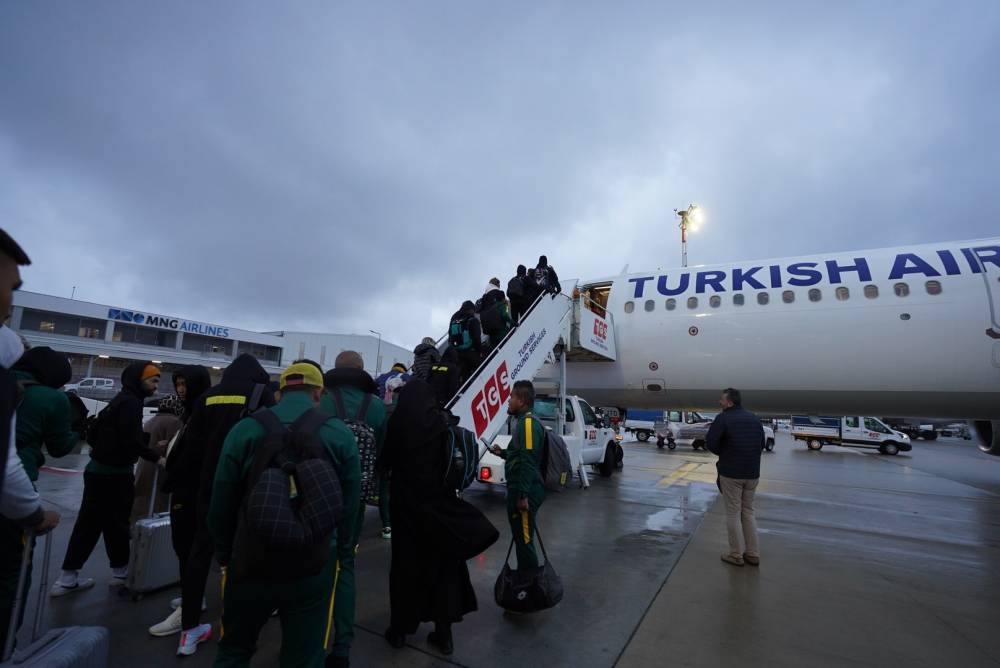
[{"left": 440, "top": 282, "right": 617, "bottom": 482}]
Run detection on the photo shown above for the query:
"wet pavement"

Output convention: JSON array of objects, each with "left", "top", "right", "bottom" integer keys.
[{"left": 17, "top": 431, "right": 1000, "bottom": 667}]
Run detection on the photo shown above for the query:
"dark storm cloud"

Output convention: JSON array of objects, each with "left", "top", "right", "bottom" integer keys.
[{"left": 2, "top": 2, "right": 998, "bottom": 346}]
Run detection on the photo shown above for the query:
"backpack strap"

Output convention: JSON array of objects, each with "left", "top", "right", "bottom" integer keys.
[
  {"left": 355, "top": 393, "right": 372, "bottom": 423},
  {"left": 289, "top": 408, "right": 333, "bottom": 439},
  {"left": 247, "top": 383, "right": 266, "bottom": 413},
  {"left": 248, "top": 408, "right": 288, "bottom": 482},
  {"left": 329, "top": 388, "right": 347, "bottom": 419}
]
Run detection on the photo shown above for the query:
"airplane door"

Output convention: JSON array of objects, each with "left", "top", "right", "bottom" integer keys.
[
  {"left": 970, "top": 246, "right": 1000, "bottom": 338},
  {"left": 842, "top": 416, "right": 863, "bottom": 444}
]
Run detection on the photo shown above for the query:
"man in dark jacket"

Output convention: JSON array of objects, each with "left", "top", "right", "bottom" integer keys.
[
  {"left": 449, "top": 301, "right": 482, "bottom": 385},
  {"left": 533, "top": 256, "right": 561, "bottom": 296},
  {"left": 0, "top": 347, "right": 77, "bottom": 648},
  {"left": 706, "top": 388, "right": 765, "bottom": 567},
  {"left": 507, "top": 265, "right": 531, "bottom": 325},
  {"left": 477, "top": 278, "right": 511, "bottom": 353},
  {"left": 411, "top": 338, "right": 440, "bottom": 382},
  {"left": 53, "top": 361, "right": 161, "bottom": 596},
  {"left": 428, "top": 346, "right": 462, "bottom": 407},
  {"left": 162, "top": 354, "right": 273, "bottom": 656},
  {"left": 148, "top": 364, "right": 213, "bottom": 638}
]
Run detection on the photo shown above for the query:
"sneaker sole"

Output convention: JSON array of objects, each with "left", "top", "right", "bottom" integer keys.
[
  {"left": 177, "top": 628, "right": 213, "bottom": 656},
  {"left": 149, "top": 625, "right": 182, "bottom": 638},
  {"left": 50, "top": 580, "right": 95, "bottom": 597}
]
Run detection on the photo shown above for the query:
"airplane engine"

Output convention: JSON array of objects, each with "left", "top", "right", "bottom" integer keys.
[{"left": 972, "top": 420, "right": 1000, "bottom": 455}]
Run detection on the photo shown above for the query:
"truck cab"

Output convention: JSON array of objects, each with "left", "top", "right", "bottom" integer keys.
[{"left": 478, "top": 394, "right": 621, "bottom": 485}]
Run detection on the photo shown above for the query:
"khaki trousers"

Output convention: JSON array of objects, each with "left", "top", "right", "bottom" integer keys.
[{"left": 718, "top": 476, "right": 760, "bottom": 559}]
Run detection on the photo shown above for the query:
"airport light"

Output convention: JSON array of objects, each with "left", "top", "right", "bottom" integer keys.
[
  {"left": 369, "top": 329, "right": 382, "bottom": 375},
  {"left": 675, "top": 204, "right": 703, "bottom": 268}
]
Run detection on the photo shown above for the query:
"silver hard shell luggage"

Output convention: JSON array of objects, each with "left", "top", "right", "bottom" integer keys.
[
  {"left": 1, "top": 532, "right": 109, "bottom": 667},
  {"left": 125, "top": 467, "right": 177, "bottom": 600}
]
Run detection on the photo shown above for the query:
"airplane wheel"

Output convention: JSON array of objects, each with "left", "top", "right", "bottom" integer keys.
[{"left": 807, "top": 439, "right": 823, "bottom": 451}]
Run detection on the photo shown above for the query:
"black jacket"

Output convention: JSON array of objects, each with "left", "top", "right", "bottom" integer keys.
[
  {"left": 706, "top": 406, "right": 765, "bottom": 479},
  {"left": 162, "top": 364, "right": 213, "bottom": 494},
  {"left": 411, "top": 342, "right": 440, "bottom": 382},
  {"left": 428, "top": 346, "right": 462, "bottom": 406},
  {"left": 175, "top": 364, "right": 213, "bottom": 418},
  {"left": 90, "top": 362, "right": 159, "bottom": 468},
  {"left": 164, "top": 354, "right": 274, "bottom": 499},
  {"left": 450, "top": 303, "right": 482, "bottom": 353}
]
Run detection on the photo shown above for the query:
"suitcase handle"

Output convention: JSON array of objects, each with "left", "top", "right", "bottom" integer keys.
[{"left": 2, "top": 529, "right": 50, "bottom": 661}]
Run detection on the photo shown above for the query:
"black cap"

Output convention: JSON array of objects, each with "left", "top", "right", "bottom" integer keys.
[{"left": 0, "top": 230, "right": 30, "bottom": 265}]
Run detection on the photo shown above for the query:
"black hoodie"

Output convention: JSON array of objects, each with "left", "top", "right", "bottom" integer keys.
[
  {"left": 173, "top": 364, "right": 213, "bottom": 419},
  {"left": 89, "top": 361, "right": 159, "bottom": 468},
  {"left": 169, "top": 354, "right": 274, "bottom": 504},
  {"left": 428, "top": 346, "right": 462, "bottom": 406},
  {"left": 13, "top": 346, "right": 71, "bottom": 389}
]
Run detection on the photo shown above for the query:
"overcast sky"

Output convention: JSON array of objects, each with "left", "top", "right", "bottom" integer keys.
[{"left": 2, "top": 2, "right": 998, "bottom": 349}]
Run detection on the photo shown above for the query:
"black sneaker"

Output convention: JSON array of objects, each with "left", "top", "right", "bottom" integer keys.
[{"left": 427, "top": 630, "right": 454, "bottom": 655}]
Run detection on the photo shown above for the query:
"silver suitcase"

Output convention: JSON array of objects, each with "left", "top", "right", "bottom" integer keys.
[
  {"left": 125, "top": 468, "right": 177, "bottom": 600},
  {"left": 2, "top": 531, "right": 110, "bottom": 667}
]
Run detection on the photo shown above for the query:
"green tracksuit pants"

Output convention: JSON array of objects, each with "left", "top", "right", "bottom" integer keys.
[
  {"left": 506, "top": 498, "right": 540, "bottom": 570},
  {"left": 215, "top": 559, "right": 336, "bottom": 668}
]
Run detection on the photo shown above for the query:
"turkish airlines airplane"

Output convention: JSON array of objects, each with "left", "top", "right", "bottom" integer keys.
[{"left": 566, "top": 237, "right": 1000, "bottom": 454}]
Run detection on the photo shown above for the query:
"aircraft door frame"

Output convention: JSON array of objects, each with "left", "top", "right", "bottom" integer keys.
[{"left": 971, "top": 246, "right": 1000, "bottom": 338}]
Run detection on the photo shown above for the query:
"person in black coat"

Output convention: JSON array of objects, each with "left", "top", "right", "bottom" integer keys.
[
  {"left": 449, "top": 301, "right": 482, "bottom": 384},
  {"left": 379, "top": 379, "right": 479, "bottom": 656},
  {"left": 706, "top": 388, "right": 765, "bottom": 567},
  {"left": 428, "top": 346, "right": 462, "bottom": 407}
]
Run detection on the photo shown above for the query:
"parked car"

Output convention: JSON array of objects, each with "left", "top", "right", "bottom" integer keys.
[{"left": 64, "top": 377, "right": 116, "bottom": 398}]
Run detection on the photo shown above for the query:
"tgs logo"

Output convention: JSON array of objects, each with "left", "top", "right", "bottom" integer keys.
[
  {"left": 472, "top": 361, "right": 511, "bottom": 437},
  {"left": 593, "top": 320, "right": 608, "bottom": 340}
]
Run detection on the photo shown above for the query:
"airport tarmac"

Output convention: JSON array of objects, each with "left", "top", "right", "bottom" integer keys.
[{"left": 19, "top": 431, "right": 1000, "bottom": 667}]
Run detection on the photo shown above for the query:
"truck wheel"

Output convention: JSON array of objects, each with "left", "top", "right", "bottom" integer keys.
[
  {"left": 807, "top": 439, "right": 823, "bottom": 451},
  {"left": 882, "top": 442, "right": 900, "bottom": 456},
  {"left": 599, "top": 444, "right": 616, "bottom": 477},
  {"left": 667, "top": 440, "right": 677, "bottom": 451},
  {"left": 615, "top": 443, "right": 624, "bottom": 469},
  {"left": 692, "top": 440, "right": 704, "bottom": 451},
  {"left": 765, "top": 438, "right": 775, "bottom": 452},
  {"left": 636, "top": 430, "right": 650, "bottom": 442}
]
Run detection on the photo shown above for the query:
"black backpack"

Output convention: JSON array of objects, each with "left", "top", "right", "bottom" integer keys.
[
  {"left": 231, "top": 408, "right": 343, "bottom": 580},
  {"left": 507, "top": 276, "right": 525, "bottom": 300},
  {"left": 444, "top": 425, "right": 479, "bottom": 492}
]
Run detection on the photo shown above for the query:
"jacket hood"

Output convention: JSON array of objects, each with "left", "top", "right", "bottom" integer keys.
[
  {"left": 174, "top": 364, "right": 213, "bottom": 413},
  {"left": 516, "top": 265, "right": 527, "bottom": 277},
  {"left": 323, "top": 367, "right": 377, "bottom": 394},
  {"left": 221, "top": 353, "right": 270, "bottom": 386},
  {"left": 460, "top": 300, "right": 476, "bottom": 315},
  {"left": 413, "top": 342, "right": 439, "bottom": 357},
  {"left": 121, "top": 361, "right": 155, "bottom": 397},
  {"left": 13, "top": 346, "right": 71, "bottom": 389}
]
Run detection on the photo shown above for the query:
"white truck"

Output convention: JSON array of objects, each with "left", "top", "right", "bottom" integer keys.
[
  {"left": 652, "top": 411, "right": 775, "bottom": 452},
  {"left": 791, "top": 415, "right": 912, "bottom": 455},
  {"left": 478, "top": 394, "right": 622, "bottom": 485}
]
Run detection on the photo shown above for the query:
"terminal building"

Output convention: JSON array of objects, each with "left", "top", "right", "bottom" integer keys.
[{"left": 10, "top": 291, "right": 414, "bottom": 387}]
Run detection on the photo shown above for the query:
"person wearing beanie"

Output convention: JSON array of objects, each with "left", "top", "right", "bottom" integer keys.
[
  {"left": 411, "top": 337, "right": 441, "bottom": 382},
  {"left": 52, "top": 361, "right": 161, "bottom": 597},
  {"left": 208, "top": 362, "right": 360, "bottom": 668}
]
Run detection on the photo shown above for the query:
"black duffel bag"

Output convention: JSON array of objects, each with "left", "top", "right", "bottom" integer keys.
[{"left": 493, "top": 524, "right": 563, "bottom": 613}]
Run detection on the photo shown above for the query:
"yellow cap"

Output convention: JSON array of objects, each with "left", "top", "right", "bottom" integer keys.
[{"left": 279, "top": 363, "right": 323, "bottom": 390}]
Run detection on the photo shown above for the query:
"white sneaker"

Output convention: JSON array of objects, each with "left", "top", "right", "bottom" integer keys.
[
  {"left": 50, "top": 578, "right": 95, "bottom": 597},
  {"left": 170, "top": 596, "right": 207, "bottom": 611},
  {"left": 149, "top": 608, "right": 183, "bottom": 637},
  {"left": 177, "top": 623, "right": 212, "bottom": 656}
]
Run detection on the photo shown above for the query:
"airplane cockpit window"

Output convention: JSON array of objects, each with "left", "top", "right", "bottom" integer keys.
[
  {"left": 733, "top": 294, "right": 745, "bottom": 306},
  {"left": 644, "top": 299, "right": 655, "bottom": 312},
  {"left": 782, "top": 290, "right": 795, "bottom": 304},
  {"left": 624, "top": 301, "right": 635, "bottom": 314},
  {"left": 845, "top": 416, "right": 859, "bottom": 428},
  {"left": 835, "top": 287, "right": 850, "bottom": 301},
  {"left": 757, "top": 292, "right": 769, "bottom": 305},
  {"left": 864, "top": 284, "right": 879, "bottom": 299},
  {"left": 894, "top": 282, "right": 909, "bottom": 297},
  {"left": 926, "top": 280, "right": 942, "bottom": 295},
  {"left": 687, "top": 297, "right": 698, "bottom": 309},
  {"left": 709, "top": 295, "right": 721, "bottom": 308},
  {"left": 808, "top": 288, "right": 822, "bottom": 302},
  {"left": 665, "top": 298, "right": 677, "bottom": 311}
]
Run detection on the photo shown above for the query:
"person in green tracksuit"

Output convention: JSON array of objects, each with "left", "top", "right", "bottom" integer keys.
[
  {"left": 489, "top": 380, "right": 546, "bottom": 570},
  {"left": 207, "top": 363, "right": 360, "bottom": 668},
  {"left": 0, "top": 347, "right": 80, "bottom": 650}
]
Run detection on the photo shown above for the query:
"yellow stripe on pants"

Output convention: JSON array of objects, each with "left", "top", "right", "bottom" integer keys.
[
  {"left": 219, "top": 567, "right": 228, "bottom": 640},
  {"left": 324, "top": 561, "right": 341, "bottom": 649},
  {"left": 520, "top": 510, "right": 531, "bottom": 544}
]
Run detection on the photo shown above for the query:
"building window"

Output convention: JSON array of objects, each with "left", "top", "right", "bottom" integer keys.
[
  {"left": 644, "top": 299, "right": 655, "bottom": 312},
  {"left": 112, "top": 324, "right": 177, "bottom": 348},
  {"left": 782, "top": 290, "right": 795, "bottom": 304},
  {"left": 687, "top": 297, "right": 698, "bottom": 309},
  {"left": 241, "top": 342, "right": 282, "bottom": 363},
  {"left": 20, "top": 309, "right": 104, "bottom": 339},
  {"left": 182, "top": 333, "right": 234, "bottom": 357},
  {"left": 733, "top": 294, "right": 745, "bottom": 306},
  {"left": 864, "top": 284, "right": 879, "bottom": 299},
  {"left": 665, "top": 299, "right": 676, "bottom": 311},
  {"left": 808, "top": 288, "right": 822, "bottom": 302},
  {"left": 894, "top": 282, "right": 909, "bottom": 297},
  {"left": 836, "top": 287, "right": 850, "bottom": 301},
  {"left": 709, "top": 295, "right": 721, "bottom": 308},
  {"left": 757, "top": 292, "right": 769, "bottom": 305},
  {"left": 926, "top": 280, "right": 942, "bottom": 295},
  {"left": 624, "top": 301, "right": 635, "bottom": 314}
]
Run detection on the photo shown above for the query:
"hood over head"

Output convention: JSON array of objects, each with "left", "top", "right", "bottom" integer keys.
[
  {"left": 323, "top": 367, "right": 377, "bottom": 394},
  {"left": 413, "top": 341, "right": 440, "bottom": 357},
  {"left": 13, "top": 346, "right": 71, "bottom": 388},
  {"left": 121, "top": 361, "right": 158, "bottom": 397},
  {"left": 386, "top": 378, "right": 448, "bottom": 451},
  {"left": 174, "top": 364, "right": 213, "bottom": 413},
  {"left": 460, "top": 300, "right": 476, "bottom": 314},
  {"left": 516, "top": 264, "right": 527, "bottom": 277},
  {"left": 221, "top": 353, "right": 270, "bottom": 386}
]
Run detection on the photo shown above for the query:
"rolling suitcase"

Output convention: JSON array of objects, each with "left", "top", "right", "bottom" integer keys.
[
  {"left": 1, "top": 531, "right": 109, "bottom": 667},
  {"left": 125, "top": 467, "right": 177, "bottom": 600}
]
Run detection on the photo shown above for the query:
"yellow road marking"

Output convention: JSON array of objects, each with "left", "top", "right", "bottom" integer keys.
[{"left": 656, "top": 462, "right": 700, "bottom": 487}]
